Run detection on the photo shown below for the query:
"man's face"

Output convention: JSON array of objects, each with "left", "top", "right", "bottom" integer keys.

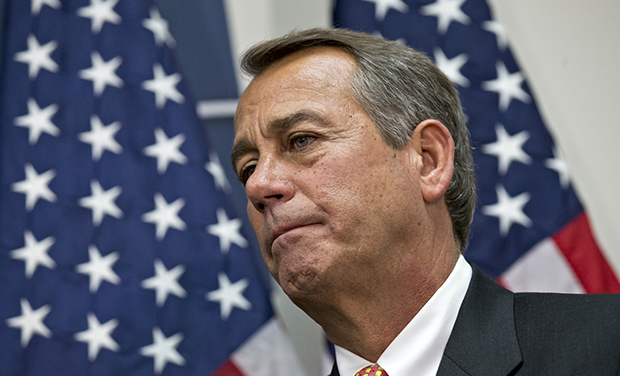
[{"left": 233, "top": 47, "right": 429, "bottom": 305}]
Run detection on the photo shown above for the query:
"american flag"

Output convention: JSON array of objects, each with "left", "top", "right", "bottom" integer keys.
[
  {"left": 334, "top": 0, "right": 620, "bottom": 293},
  {"left": 0, "top": 0, "right": 303, "bottom": 375}
]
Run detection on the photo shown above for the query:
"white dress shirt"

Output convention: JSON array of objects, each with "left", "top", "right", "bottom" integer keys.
[{"left": 335, "top": 256, "right": 472, "bottom": 376}]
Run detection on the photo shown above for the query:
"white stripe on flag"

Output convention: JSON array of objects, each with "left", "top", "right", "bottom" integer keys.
[
  {"left": 501, "top": 237, "right": 585, "bottom": 293},
  {"left": 196, "top": 99, "right": 238, "bottom": 119},
  {"left": 232, "top": 317, "right": 307, "bottom": 376}
]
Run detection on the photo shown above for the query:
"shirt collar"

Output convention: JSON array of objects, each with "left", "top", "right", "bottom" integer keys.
[{"left": 335, "top": 255, "right": 472, "bottom": 376}]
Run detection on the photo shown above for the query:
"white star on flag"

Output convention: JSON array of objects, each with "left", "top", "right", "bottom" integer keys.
[
  {"left": 206, "top": 272, "right": 252, "bottom": 320},
  {"left": 10, "top": 230, "right": 56, "bottom": 279},
  {"left": 75, "top": 245, "right": 121, "bottom": 293},
  {"left": 361, "top": 0, "right": 409, "bottom": 21},
  {"left": 139, "top": 327, "right": 186, "bottom": 375},
  {"left": 13, "top": 33, "right": 58, "bottom": 80},
  {"left": 142, "top": 7, "right": 176, "bottom": 47},
  {"left": 77, "top": 0, "right": 121, "bottom": 34},
  {"left": 141, "top": 259, "right": 187, "bottom": 307},
  {"left": 6, "top": 298, "right": 52, "bottom": 348},
  {"left": 482, "top": 185, "right": 532, "bottom": 236},
  {"left": 481, "top": 61, "right": 531, "bottom": 111},
  {"left": 141, "top": 192, "right": 187, "bottom": 241},
  {"left": 13, "top": 97, "right": 60, "bottom": 145},
  {"left": 78, "top": 115, "right": 123, "bottom": 161},
  {"left": 78, "top": 51, "right": 123, "bottom": 97},
  {"left": 207, "top": 208, "right": 248, "bottom": 253},
  {"left": 78, "top": 180, "right": 123, "bottom": 226},
  {"left": 420, "top": 0, "right": 471, "bottom": 34},
  {"left": 482, "top": 20, "right": 509, "bottom": 50},
  {"left": 31, "top": 0, "right": 60, "bottom": 15},
  {"left": 434, "top": 48, "right": 470, "bottom": 87},
  {"left": 141, "top": 63, "right": 185, "bottom": 109},
  {"left": 143, "top": 127, "right": 188, "bottom": 174},
  {"left": 545, "top": 147, "right": 570, "bottom": 189},
  {"left": 74, "top": 312, "right": 120, "bottom": 361},
  {"left": 11, "top": 163, "right": 57, "bottom": 211},
  {"left": 205, "top": 152, "right": 231, "bottom": 193},
  {"left": 482, "top": 124, "right": 532, "bottom": 175}
]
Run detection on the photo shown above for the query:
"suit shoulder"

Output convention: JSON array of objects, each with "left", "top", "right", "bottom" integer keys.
[
  {"left": 514, "top": 292, "right": 620, "bottom": 332},
  {"left": 514, "top": 292, "right": 620, "bottom": 317},
  {"left": 513, "top": 292, "right": 620, "bottom": 373}
]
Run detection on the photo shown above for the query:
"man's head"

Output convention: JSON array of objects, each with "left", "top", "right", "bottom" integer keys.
[
  {"left": 232, "top": 28, "right": 475, "bottom": 309},
  {"left": 238, "top": 28, "right": 475, "bottom": 252}
]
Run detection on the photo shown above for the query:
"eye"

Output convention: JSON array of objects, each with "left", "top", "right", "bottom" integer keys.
[
  {"left": 239, "top": 164, "right": 256, "bottom": 185},
  {"left": 290, "top": 134, "right": 315, "bottom": 150}
]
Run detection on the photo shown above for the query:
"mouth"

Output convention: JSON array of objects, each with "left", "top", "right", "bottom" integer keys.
[{"left": 268, "top": 222, "right": 319, "bottom": 248}]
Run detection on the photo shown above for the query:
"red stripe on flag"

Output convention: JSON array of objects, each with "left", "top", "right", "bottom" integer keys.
[
  {"left": 213, "top": 360, "right": 245, "bottom": 376},
  {"left": 495, "top": 277, "right": 508, "bottom": 288},
  {"left": 553, "top": 212, "right": 620, "bottom": 293}
]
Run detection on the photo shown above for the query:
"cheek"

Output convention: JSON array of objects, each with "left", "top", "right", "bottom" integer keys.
[
  {"left": 309, "top": 153, "right": 416, "bottom": 251},
  {"left": 310, "top": 153, "right": 394, "bottom": 218},
  {"left": 247, "top": 202, "right": 267, "bottom": 252},
  {"left": 246, "top": 201, "right": 261, "bottom": 232}
]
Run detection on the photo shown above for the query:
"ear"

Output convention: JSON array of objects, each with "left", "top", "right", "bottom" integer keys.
[{"left": 412, "top": 119, "right": 455, "bottom": 202}]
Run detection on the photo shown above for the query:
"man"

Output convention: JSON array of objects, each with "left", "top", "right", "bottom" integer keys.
[{"left": 231, "top": 28, "right": 620, "bottom": 376}]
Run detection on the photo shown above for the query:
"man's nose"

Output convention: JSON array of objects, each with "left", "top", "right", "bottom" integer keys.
[{"left": 245, "top": 157, "right": 294, "bottom": 213}]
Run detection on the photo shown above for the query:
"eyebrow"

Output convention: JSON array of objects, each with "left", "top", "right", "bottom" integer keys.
[
  {"left": 231, "top": 138, "right": 255, "bottom": 175},
  {"left": 231, "top": 110, "right": 329, "bottom": 173}
]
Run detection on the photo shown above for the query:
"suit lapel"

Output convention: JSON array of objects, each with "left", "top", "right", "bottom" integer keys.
[
  {"left": 437, "top": 355, "right": 470, "bottom": 376},
  {"left": 437, "top": 265, "right": 522, "bottom": 376}
]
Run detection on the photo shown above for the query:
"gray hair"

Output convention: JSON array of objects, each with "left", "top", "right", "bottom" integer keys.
[{"left": 240, "top": 28, "right": 476, "bottom": 252}]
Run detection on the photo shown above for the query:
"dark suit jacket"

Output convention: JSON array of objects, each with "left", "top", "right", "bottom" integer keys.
[{"left": 330, "top": 266, "right": 620, "bottom": 375}]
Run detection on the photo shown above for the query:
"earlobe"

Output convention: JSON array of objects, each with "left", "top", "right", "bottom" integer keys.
[{"left": 414, "top": 120, "right": 455, "bottom": 202}]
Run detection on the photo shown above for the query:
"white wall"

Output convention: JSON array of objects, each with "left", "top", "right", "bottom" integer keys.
[{"left": 223, "top": 1, "right": 620, "bottom": 374}]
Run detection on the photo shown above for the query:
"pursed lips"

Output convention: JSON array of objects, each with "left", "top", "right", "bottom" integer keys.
[{"left": 267, "top": 221, "right": 319, "bottom": 248}]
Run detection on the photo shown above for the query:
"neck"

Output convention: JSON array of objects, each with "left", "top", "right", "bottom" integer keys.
[{"left": 299, "top": 244, "right": 460, "bottom": 362}]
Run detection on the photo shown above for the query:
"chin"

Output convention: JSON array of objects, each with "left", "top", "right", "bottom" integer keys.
[{"left": 277, "top": 262, "right": 328, "bottom": 302}]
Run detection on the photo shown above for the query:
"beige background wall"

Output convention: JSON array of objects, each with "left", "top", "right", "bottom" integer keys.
[{"left": 223, "top": 1, "right": 620, "bottom": 374}]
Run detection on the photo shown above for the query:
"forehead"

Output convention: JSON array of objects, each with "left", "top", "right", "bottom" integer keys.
[{"left": 234, "top": 46, "right": 358, "bottom": 132}]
